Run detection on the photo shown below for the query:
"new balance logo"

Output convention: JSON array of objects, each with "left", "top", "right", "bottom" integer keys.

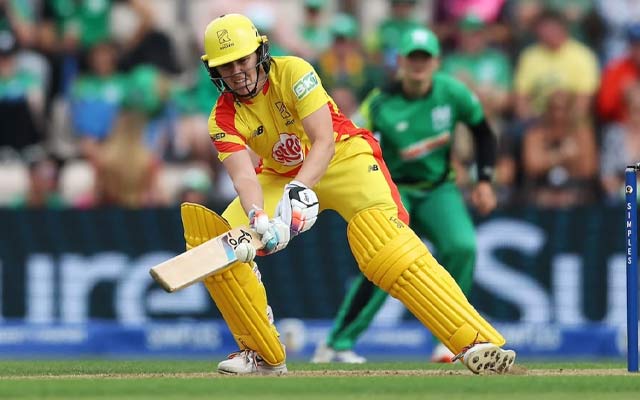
[{"left": 368, "top": 164, "right": 379, "bottom": 172}]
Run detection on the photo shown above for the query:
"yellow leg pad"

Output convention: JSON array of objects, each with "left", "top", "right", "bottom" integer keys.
[
  {"left": 181, "top": 202, "right": 231, "bottom": 250},
  {"left": 347, "top": 208, "right": 505, "bottom": 354},
  {"left": 203, "top": 265, "right": 285, "bottom": 366},
  {"left": 181, "top": 202, "right": 285, "bottom": 365}
]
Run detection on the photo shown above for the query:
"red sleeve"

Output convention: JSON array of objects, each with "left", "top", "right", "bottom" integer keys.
[{"left": 597, "top": 59, "right": 638, "bottom": 123}]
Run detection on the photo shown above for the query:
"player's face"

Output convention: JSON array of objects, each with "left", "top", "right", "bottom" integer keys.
[
  {"left": 401, "top": 51, "right": 438, "bottom": 83},
  {"left": 217, "top": 52, "right": 260, "bottom": 96}
]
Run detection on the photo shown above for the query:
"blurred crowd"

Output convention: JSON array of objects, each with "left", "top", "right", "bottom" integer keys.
[{"left": 0, "top": 0, "right": 639, "bottom": 210}]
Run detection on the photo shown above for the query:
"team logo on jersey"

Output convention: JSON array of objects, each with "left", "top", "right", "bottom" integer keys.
[
  {"left": 217, "top": 30, "right": 233, "bottom": 50},
  {"left": 272, "top": 133, "right": 304, "bottom": 166},
  {"left": 293, "top": 71, "right": 319, "bottom": 100},
  {"left": 395, "top": 121, "right": 409, "bottom": 132},
  {"left": 275, "top": 101, "right": 295, "bottom": 125},
  {"left": 275, "top": 102, "right": 291, "bottom": 119},
  {"left": 431, "top": 106, "right": 451, "bottom": 131}
]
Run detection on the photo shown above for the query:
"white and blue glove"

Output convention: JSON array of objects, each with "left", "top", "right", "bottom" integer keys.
[
  {"left": 275, "top": 180, "right": 319, "bottom": 236},
  {"left": 248, "top": 206, "right": 269, "bottom": 235},
  {"left": 258, "top": 217, "right": 291, "bottom": 255}
]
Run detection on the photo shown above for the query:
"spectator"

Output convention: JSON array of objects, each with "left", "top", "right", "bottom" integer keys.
[
  {"left": 0, "top": 29, "right": 44, "bottom": 152},
  {"left": 170, "top": 62, "right": 218, "bottom": 164},
  {"left": 315, "top": 13, "right": 383, "bottom": 101},
  {"left": 9, "top": 150, "right": 65, "bottom": 209},
  {"left": 0, "top": 0, "right": 36, "bottom": 48},
  {"left": 328, "top": 86, "right": 359, "bottom": 118},
  {"left": 116, "top": 0, "right": 180, "bottom": 74},
  {"left": 366, "top": 0, "right": 423, "bottom": 74},
  {"left": 69, "top": 41, "right": 126, "bottom": 164},
  {"left": 94, "top": 109, "right": 163, "bottom": 208},
  {"left": 600, "top": 83, "right": 640, "bottom": 203},
  {"left": 178, "top": 166, "right": 213, "bottom": 205},
  {"left": 521, "top": 90, "right": 599, "bottom": 208},
  {"left": 432, "top": 0, "right": 508, "bottom": 51},
  {"left": 299, "top": 0, "right": 332, "bottom": 62},
  {"left": 442, "top": 13, "right": 512, "bottom": 192},
  {"left": 503, "top": 0, "right": 544, "bottom": 59},
  {"left": 513, "top": 8, "right": 599, "bottom": 121},
  {"left": 544, "top": 0, "right": 600, "bottom": 46},
  {"left": 38, "top": 0, "right": 114, "bottom": 98},
  {"left": 442, "top": 13, "right": 512, "bottom": 122},
  {"left": 88, "top": 63, "right": 171, "bottom": 208},
  {"left": 596, "top": 0, "right": 640, "bottom": 62},
  {"left": 597, "top": 23, "right": 640, "bottom": 124}
]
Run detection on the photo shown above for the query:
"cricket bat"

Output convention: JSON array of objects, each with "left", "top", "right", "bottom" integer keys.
[{"left": 149, "top": 226, "right": 263, "bottom": 293}]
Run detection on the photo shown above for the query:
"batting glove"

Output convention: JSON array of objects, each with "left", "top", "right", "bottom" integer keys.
[
  {"left": 275, "top": 180, "right": 319, "bottom": 236},
  {"left": 258, "top": 217, "right": 291, "bottom": 255},
  {"left": 248, "top": 206, "right": 269, "bottom": 235}
]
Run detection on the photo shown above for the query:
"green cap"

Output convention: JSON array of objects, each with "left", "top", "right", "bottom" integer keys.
[
  {"left": 330, "top": 13, "right": 359, "bottom": 39},
  {"left": 459, "top": 13, "right": 485, "bottom": 31},
  {"left": 399, "top": 27, "right": 440, "bottom": 57},
  {"left": 304, "top": 0, "right": 326, "bottom": 9}
]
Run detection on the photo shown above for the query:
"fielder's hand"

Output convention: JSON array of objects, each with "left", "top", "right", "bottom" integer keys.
[
  {"left": 275, "top": 180, "right": 319, "bottom": 236},
  {"left": 470, "top": 181, "right": 497, "bottom": 216},
  {"left": 258, "top": 217, "right": 291, "bottom": 255}
]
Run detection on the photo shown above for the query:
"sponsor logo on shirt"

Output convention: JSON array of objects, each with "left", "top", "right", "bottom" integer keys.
[
  {"left": 431, "top": 105, "right": 451, "bottom": 131},
  {"left": 212, "top": 132, "right": 226, "bottom": 141},
  {"left": 293, "top": 71, "right": 319, "bottom": 100},
  {"left": 400, "top": 131, "right": 451, "bottom": 160},
  {"left": 272, "top": 133, "right": 304, "bottom": 166}
]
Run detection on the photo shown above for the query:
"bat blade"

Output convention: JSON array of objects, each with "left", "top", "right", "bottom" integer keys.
[{"left": 149, "top": 226, "right": 262, "bottom": 292}]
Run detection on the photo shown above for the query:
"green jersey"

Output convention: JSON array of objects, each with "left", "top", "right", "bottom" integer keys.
[
  {"left": 70, "top": 74, "right": 126, "bottom": 104},
  {"left": 358, "top": 73, "right": 484, "bottom": 185},
  {"left": 0, "top": 71, "right": 40, "bottom": 100},
  {"left": 442, "top": 48, "right": 512, "bottom": 90},
  {"left": 47, "top": 0, "right": 112, "bottom": 48}
]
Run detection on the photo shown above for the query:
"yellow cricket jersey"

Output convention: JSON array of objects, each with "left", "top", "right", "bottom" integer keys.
[
  {"left": 514, "top": 39, "right": 599, "bottom": 96},
  {"left": 208, "top": 56, "right": 369, "bottom": 177}
]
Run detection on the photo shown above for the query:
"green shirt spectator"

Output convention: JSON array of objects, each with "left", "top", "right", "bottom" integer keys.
[
  {"left": 299, "top": 0, "right": 332, "bottom": 58},
  {"left": 315, "top": 13, "right": 384, "bottom": 101},
  {"left": 367, "top": 0, "right": 424, "bottom": 72},
  {"left": 172, "top": 65, "right": 220, "bottom": 117},
  {"left": 441, "top": 14, "right": 512, "bottom": 120},
  {"left": 45, "top": 0, "right": 112, "bottom": 48}
]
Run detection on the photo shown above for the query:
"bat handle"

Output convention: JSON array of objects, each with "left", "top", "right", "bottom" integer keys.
[{"left": 234, "top": 242, "right": 257, "bottom": 263}]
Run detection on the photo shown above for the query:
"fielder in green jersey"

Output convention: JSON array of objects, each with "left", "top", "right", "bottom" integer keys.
[{"left": 312, "top": 26, "right": 498, "bottom": 364}]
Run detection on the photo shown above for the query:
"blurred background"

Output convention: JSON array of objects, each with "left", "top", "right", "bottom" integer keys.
[{"left": 0, "top": 0, "right": 637, "bottom": 361}]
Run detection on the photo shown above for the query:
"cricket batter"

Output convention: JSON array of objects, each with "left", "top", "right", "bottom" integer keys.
[
  {"left": 185, "top": 13, "right": 515, "bottom": 375},
  {"left": 313, "top": 26, "right": 500, "bottom": 364}
]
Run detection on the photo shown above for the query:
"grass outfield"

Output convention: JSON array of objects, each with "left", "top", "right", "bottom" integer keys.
[{"left": 0, "top": 360, "right": 638, "bottom": 400}]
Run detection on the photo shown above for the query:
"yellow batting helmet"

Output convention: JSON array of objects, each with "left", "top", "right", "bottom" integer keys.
[{"left": 202, "top": 14, "right": 268, "bottom": 68}]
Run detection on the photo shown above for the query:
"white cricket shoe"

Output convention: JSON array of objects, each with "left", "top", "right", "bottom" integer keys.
[
  {"left": 311, "top": 342, "right": 367, "bottom": 363},
  {"left": 430, "top": 343, "right": 455, "bottom": 363},
  {"left": 217, "top": 350, "right": 288, "bottom": 375},
  {"left": 334, "top": 350, "right": 367, "bottom": 364},
  {"left": 453, "top": 342, "right": 516, "bottom": 374},
  {"left": 311, "top": 342, "right": 335, "bottom": 363}
]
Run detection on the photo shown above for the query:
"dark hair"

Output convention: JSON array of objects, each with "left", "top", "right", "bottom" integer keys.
[{"left": 534, "top": 8, "right": 567, "bottom": 29}]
